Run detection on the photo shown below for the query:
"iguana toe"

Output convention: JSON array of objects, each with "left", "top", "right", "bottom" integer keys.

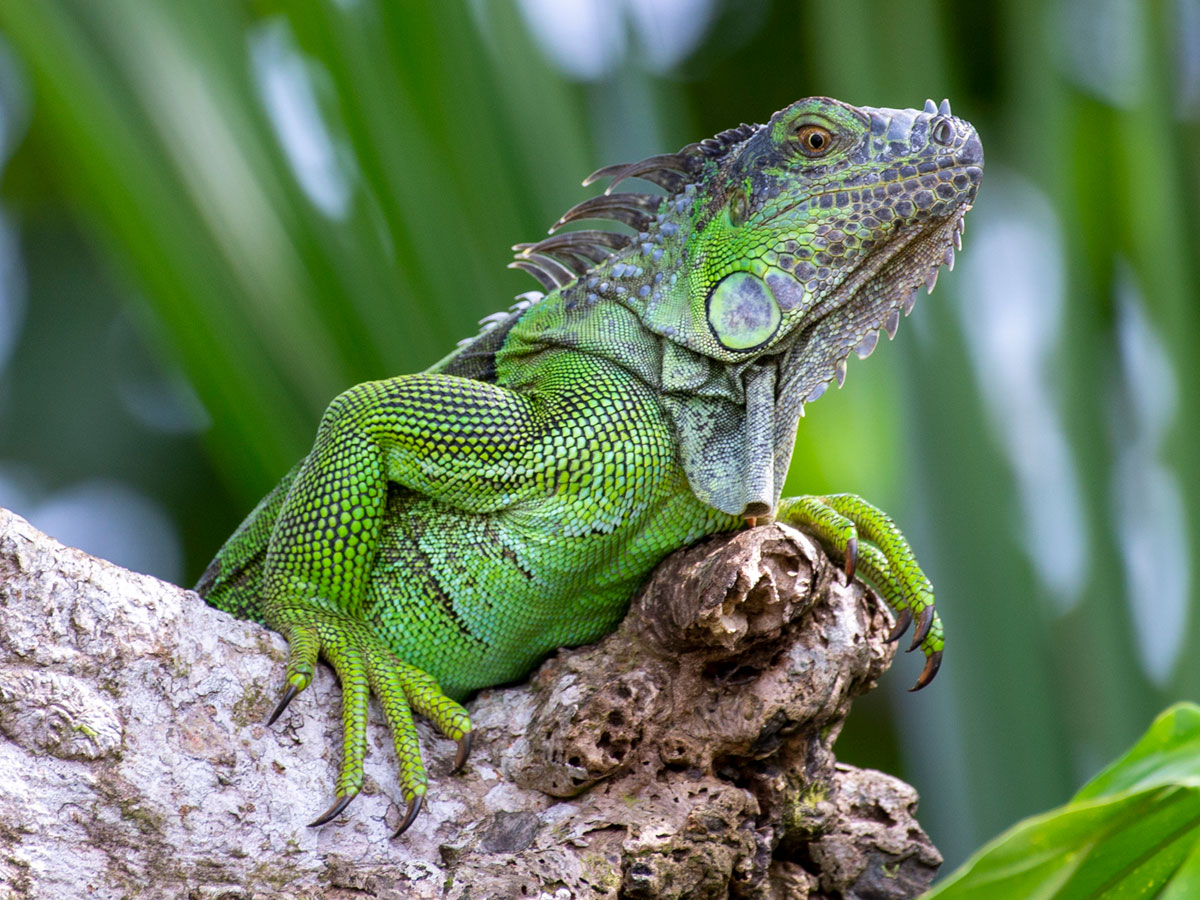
[{"left": 265, "top": 623, "right": 319, "bottom": 725}]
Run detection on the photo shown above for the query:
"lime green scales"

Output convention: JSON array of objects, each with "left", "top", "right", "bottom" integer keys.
[{"left": 196, "top": 96, "right": 982, "bottom": 833}]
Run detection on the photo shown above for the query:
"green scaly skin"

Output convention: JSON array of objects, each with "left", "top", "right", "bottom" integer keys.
[{"left": 196, "top": 96, "right": 982, "bottom": 833}]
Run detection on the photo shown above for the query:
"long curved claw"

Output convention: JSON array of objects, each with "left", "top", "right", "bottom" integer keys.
[
  {"left": 908, "top": 605, "right": 934, "bottom": 652},
  {"left": 392, "top": 793, "right": 424, "bottom": 838},
  {"left": 885, "top": 607, "right": 913, "bottom": 643},
  {"left": 844, "top": 536, "right": 858, "bottom": 582},
  {"left": 453, "top": 732, "right": 473, "bottom": 773},
  {"left": 910, "top": 650, "right": 942, "bottom": 692},
  {"left": 267, "top": 683, "right": 300, "bottom": 726},
  {"left": 309, "top": 793, "right": 356, "bottom": 827}
]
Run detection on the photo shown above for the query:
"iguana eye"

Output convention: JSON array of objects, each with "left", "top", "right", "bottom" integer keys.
[{"left": 795, "top": 124, "right": 834, "bottom": 157}]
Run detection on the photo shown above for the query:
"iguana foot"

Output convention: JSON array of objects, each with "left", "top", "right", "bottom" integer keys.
[
  {"left": 264, "top": 610, "right": 472, "bottom": 835},
  {"left": 777, "top": 493, "right": 943, "bottom": 690}
]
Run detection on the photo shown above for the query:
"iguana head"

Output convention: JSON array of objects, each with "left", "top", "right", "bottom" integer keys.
[
  {"left": 674, "top": 97, "right": 981, "bottom": 384},
  {"left": 515, "top": 96, "right": 980, "bottom": 401},
  {"left": 504, "top": 96, "right": 982, "bottom": 517}
]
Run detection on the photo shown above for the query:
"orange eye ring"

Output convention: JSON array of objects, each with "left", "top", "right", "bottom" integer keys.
[{"left": 795, "top": 124, "right": 834, "bottom": 157}]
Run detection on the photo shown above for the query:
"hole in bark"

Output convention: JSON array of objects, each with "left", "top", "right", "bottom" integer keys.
[
  {"left": 746, "top": 709, "right": 798, "bottom": 757},
  {"left": 859, "top": 803, "right": 898, "bottom": 826},
  {"left": 568, "top": 755, "right": 581, "bottom": 767},
  {"left": 703, "top": 659, "right": 763, "bottom": 684},
  {"left": 775, "top": 838, "right": 822, "bottom": 878},
  {"left": 597, "top": 730, "right": 629, "bottom": 763},
  {"left": 715, "top": 760, "right": 741, "bottom": 782},
  {"left": 607, "top": 710, "right": 625, "bottom": 726}
]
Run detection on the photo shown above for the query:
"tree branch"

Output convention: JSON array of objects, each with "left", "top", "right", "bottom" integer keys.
[{"left": 0, "top": 507, "right": 940, "bottom": 899}]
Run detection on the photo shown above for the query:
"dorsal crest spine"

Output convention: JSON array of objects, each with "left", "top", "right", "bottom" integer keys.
[
  {"left": 437, "top": 120, "right": 763, "bottom": 366},
  {"left": 506, "top": 121, "right": 761, "bottom": 294}
]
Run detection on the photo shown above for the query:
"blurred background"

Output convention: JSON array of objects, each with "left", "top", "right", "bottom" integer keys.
[{"left": 0, "top": 0, "right": 1196, "bottom": 870}]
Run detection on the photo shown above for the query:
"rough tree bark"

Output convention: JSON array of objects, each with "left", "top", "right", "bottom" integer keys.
[{"left": 0, "top": 506, "right": 940, "bottom": 899}]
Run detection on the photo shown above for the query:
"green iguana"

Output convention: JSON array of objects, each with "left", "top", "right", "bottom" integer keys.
[{"left": 196, "top": 95, "right": 982, "bottom": 835}]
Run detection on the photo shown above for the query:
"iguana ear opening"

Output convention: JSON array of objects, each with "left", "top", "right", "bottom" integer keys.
[{"left": 728, "top": 190, "right": 750, "bottom": 226}]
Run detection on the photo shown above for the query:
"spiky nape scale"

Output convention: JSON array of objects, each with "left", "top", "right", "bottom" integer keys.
[{"left": 197, "top": 96, "right": 982, "bottom": 833}]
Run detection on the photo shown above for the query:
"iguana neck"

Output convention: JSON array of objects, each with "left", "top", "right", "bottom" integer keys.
[{"left": 496, "top": 220, "right": 796, "bottom": 519}]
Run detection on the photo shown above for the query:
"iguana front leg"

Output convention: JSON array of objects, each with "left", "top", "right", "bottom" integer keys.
[
  {"left": 259, "top": 372, "right": 556, "bottom": 834},
  {"left": 777, "top": 494, "right": 943, "bottom": 689}
]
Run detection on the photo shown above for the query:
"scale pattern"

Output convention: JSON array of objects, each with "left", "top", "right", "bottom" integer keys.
[{"left": 196, "top": 95, "right": 982, "bottom": 832}]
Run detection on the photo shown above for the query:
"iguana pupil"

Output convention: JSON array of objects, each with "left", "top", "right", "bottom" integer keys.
[{"left": 706, "top": 271, "right": 782, "bottom": 351}]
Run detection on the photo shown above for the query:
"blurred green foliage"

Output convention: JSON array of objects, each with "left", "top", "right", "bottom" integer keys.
[{"left": 0, "top": 0, "right": 1197, "bottom": 872}]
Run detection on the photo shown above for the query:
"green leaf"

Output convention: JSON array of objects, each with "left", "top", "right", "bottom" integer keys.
[
  {"left": 1074, "top": 703, "right": 1200, "bottom": 802},
  {"left": 923, "top": 704, "right": 1200, "bottom": 899}
]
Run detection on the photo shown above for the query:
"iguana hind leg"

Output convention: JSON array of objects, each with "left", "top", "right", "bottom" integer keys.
[{"left": 777, "top": 493, "right": 943, "bottom": 689}]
